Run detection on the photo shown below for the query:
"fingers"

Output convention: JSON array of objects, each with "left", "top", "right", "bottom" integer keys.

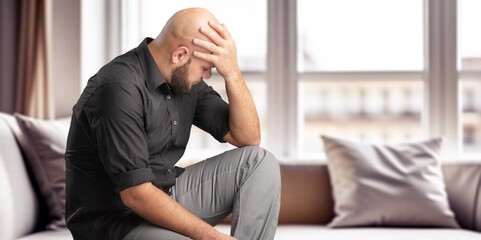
[
  {"left": 193, "top": 37, "right": 220, "bottom": 53},
  {"left": 192, "top": 50, "right": 215, "bottom": 63},
  {"left": 192, "top": 21, "right": 239, "bottom": 79},
  {"left": 208, "top": 21, "right": 230, "bottom": 40},
  {"left": 198, "top": 21, "right": 231, "bottom": 46},
  {"left": 199, "top": 25, "right": 224, "bottom": 46}
]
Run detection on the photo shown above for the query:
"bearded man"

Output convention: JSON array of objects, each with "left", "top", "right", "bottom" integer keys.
[{"left": 65, "top": 7, "right": 280, "bottom": 240}]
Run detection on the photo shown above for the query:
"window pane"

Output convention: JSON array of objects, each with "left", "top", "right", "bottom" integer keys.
[
  {"left": 299, "top": 80, "right": 423, "bottom": 156},
  {"left": 459, "top": 0, "right": 481, "bottom": 155},
  {"left": 139, "top": 0, "right": 266, "bottom": 71},
  {"left": 297, "top": 0, "right": 423, "bottom": 72},
  {"left": 458, "top": 0, "right": 481, "bottom": 70},
  {"left": 461, "top": 79, "right": 481, "bottom": 154}
]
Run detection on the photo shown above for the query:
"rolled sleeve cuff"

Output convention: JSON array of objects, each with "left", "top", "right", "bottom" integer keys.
[{"left": 112, "top": 167, "right": 155, "bottom": 192}]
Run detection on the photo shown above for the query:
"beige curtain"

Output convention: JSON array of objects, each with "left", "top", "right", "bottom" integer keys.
[{"left": 15, "top": 0, "right": 53, "bottom": 119}]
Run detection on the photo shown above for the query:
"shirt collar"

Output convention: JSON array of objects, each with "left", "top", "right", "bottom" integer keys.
[{"left": 136, "top": 37, "right": 171, "bottom": 94}]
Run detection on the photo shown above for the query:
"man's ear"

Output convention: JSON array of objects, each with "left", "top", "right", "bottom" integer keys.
[{"left": 172, "top": 46, "right": 189, "bottom": 64}]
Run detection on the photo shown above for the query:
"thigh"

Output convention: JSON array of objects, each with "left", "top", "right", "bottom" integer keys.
[
  {"left": 123, "top": 221, "right": 190, "bottom": 240},
  {"left": 173, "top": 147, "right": 263, "bottom": 225}
]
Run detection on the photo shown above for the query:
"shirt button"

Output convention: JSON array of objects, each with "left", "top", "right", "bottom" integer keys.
[
  {"left": 166, "top": 95, "right": 171, "bottom": 100},
  {"left": 173, "top": 120, "right": 178, "bottom": 125},
  {"left": 167, "top": 168, "right": 173, "bottom": 174}
]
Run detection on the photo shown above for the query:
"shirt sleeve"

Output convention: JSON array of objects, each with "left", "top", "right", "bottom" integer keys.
[
  {"left": 83, "top": 82, "right": 154, "bottom": 192},
  {"left": 193, "top": 81, "right": 230, "bottom": 142}
]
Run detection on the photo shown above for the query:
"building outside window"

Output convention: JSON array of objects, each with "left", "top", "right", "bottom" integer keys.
[
  {"left": 298, "top": 0, "right": 423, "bottom": 156},
  {"left": 459, "top": 0, "right": 481, "bottom": 155}
]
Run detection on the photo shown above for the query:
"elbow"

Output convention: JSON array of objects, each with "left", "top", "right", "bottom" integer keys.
[
  {"left": 119, "top": 182, "right": 152, "bottom": 209},
  {"left": 120, "top": 189, "right": 137, "bottom": 210},
  {"left": 249, "top": 135, "right": 261, "bottom": 146},
  {"left": 226, "top": 130, "right": 261, "bottom": 147},
  {"left": 250, "top": 129, "right": 261, "bottom": 146},
  {"left": 239, "top": 133, "right": 261, "bottom": 147}
]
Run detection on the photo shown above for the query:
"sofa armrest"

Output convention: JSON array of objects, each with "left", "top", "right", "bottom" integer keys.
[{"left": 442, "top": 162, "right": 481, "bottom": 232}]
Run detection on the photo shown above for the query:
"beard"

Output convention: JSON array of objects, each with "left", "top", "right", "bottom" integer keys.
[{"left": 170, "top": 59, "right": 193, "bottom": 95}]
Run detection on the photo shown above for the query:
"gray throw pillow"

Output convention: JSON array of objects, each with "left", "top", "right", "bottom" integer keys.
[
  {"left": 321, "top": 135, "right": 459, "bottom": 228},
  {"left": 14, "top": 113, "right": 70, "bottom": 229}
]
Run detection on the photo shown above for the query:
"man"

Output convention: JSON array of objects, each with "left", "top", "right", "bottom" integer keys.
[{"left": 65, "top": 7, "right": 281, "bottom": 240}]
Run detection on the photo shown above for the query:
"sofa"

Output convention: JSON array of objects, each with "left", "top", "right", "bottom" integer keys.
[
  {"left": 0, "top": 112, "right": 71, "bottom": 240},
  {"left": 218, "top": 163, "right": 481, "bottom": 240},
  {"left": 1, "top": 111, "right": 481, "bottom": 240}
]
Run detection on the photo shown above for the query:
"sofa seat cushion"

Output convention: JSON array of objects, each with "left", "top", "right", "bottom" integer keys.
[
  {"left": 16, "top": 229, "right": 72, "bottom": 240},
  {"left": 215, "top": 225, "right": 481, "bottom": 240},
  {"left": 275, "top": 226, "right": 481, "bottom": 240}
]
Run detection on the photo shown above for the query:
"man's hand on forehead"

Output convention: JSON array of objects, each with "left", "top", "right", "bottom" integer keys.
[{"left": 192, "top": 21, "right": 241, "bottom": 80}]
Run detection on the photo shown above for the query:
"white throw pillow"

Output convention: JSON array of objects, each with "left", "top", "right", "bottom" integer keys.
[{"left": 321, "top": 135, "right": 459, "bottom": 228}]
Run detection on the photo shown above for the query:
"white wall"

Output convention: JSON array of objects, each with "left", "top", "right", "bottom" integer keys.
[
  {"left": 81, "top": 0, "right": 109, "bottom": 89},
  {"left": 49, "top": 0, "right": 112, "bottom": 118},
  {"left": 50, "top": 0, "right": 81, "bottom": 118}
]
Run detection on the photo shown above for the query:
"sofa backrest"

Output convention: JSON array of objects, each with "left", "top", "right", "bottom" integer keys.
[
  {"left": 443, "top": 162, "right": 481, "bottom": 232},
  {"left": 279, "top": 164, "right": 334, "bottom": 224},
  {"left": 279, "top": 162, "right": 481, "bottom": 231},
  {"left": 0, "top": 113, "right": 39, "bottom": 239}
]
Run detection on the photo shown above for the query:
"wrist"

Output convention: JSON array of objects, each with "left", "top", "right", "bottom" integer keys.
[
  {"left": 222, "top": 68, "right": 242, "bottom": 82},
  {"left": 195, "top": 224, "right": 221, "bottom": 240}
]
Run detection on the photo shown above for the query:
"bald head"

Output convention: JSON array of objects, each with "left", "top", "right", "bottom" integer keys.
[
  {"left": 147, "top": 8, "right": 220, "bottom": 86},
  {"left": 157, "top": 8, "right": 219, "bottom": 47}
]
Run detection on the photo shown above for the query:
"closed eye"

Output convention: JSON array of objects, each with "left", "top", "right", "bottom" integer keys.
[{"left": 203, "top": 64, "right": 214, "bottom": 71}]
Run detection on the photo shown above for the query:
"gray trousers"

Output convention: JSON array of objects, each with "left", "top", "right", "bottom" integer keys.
[{"left": 123, "top": 146, "right": 281, "bottom": 240}]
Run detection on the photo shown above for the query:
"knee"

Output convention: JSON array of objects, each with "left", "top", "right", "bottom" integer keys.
[
  {"left": 262, "top": 150, "right": 281, "bottom": 185},
  {"left": 240, "top": 146, "right": 278, "bottom": 166},
  {"left": 260, "top": 148, "right": 280, "bottom": 175},
  {"left": 242, "top": 146, "right": 280, "bottom": 184}
]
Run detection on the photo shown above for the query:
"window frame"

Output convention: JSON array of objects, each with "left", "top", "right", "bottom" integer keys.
[
  {"left": 112, "top": 0, "right": 475, "bottom": 160},
  {"left": 267, "top": 0, "right": 461, "bottom": 160}
]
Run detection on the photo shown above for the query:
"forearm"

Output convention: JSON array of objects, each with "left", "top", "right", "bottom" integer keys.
[
  {"left": 120, "top": 182, "right": 219, "bottom": 239},
  {"left": 191, "top": 21, "right": 260, "bottom": 145},
  {"left": 224, "top": 71, "right": 261, "bottom": 146}
]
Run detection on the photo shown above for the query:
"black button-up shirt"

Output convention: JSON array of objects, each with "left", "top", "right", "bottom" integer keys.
[{"left": 65, "top": 38, "right": 230, "bottom": 240}]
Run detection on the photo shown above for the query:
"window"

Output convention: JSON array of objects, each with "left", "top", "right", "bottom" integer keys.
[
  {"left": 298, "top": 0, "right": 423, "bottom": 72},
  {"left": 119, "top": 0, "right": 480, "bottom": 162},
  {"left": 298, "top": 0, "right": 424, "bottom": 157}
]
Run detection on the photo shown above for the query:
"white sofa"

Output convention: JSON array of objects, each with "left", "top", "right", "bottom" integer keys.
[
  {"left": 0, "top": 113, "right": 72, "bottom": 240},
  {"left": 1, "top": 112, "right": 481, "bottom": 239}
]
